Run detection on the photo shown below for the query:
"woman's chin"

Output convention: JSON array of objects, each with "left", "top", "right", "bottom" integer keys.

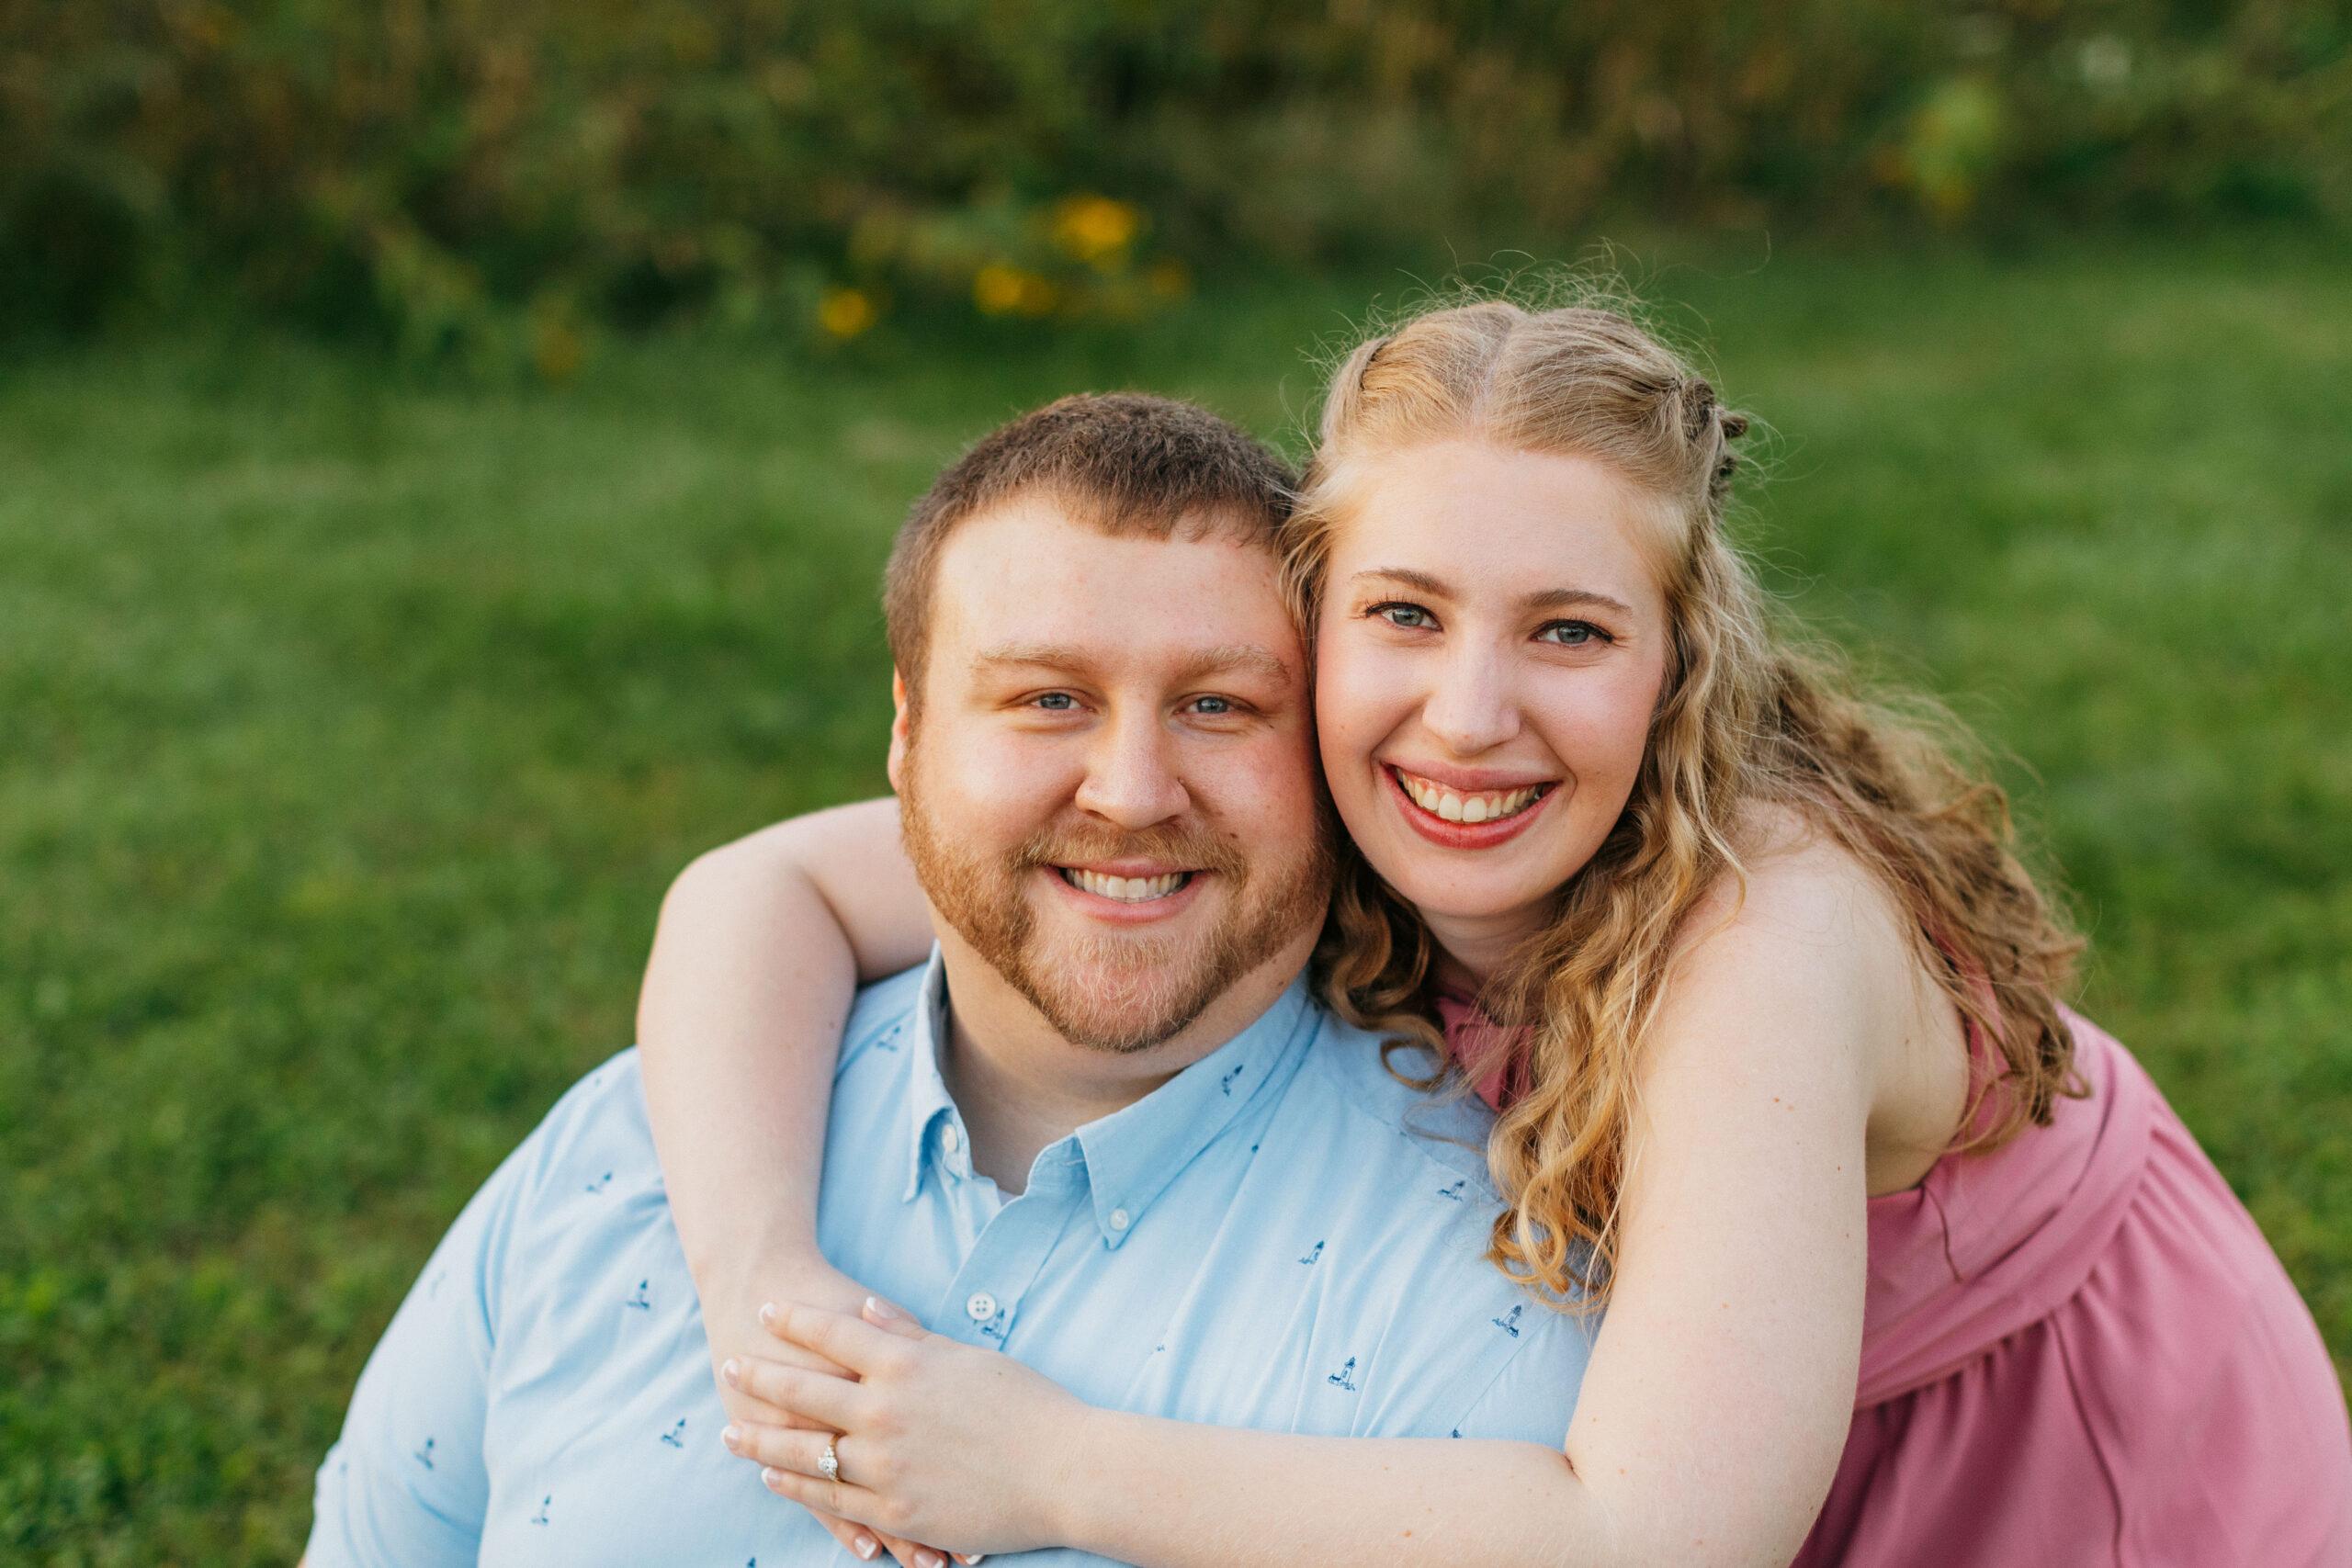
[{"left": 1369, "top": 866, "right": 1560, "bottom": 945}]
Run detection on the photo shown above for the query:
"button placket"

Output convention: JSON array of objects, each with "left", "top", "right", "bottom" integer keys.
[{"left": 933, "top": 1154, "right": 1081, "bottom": 1348}]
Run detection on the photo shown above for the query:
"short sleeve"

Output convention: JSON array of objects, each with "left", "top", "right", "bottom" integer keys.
[{"left": 304, "top": 1139, "right": 533, "bottom": 1566}]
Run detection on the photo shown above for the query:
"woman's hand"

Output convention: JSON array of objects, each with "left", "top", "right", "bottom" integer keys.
[
  {"left": 720, "top": 1296, "right": 1090, "bottom": 1558},
  {"left": 704, "top": 1262, "right": 954, "bottom": 1568}
]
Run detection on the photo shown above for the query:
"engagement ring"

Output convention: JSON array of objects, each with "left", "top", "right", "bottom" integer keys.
[{"left": 818, "top": 1438, "right": 841, "bottom": 1483}]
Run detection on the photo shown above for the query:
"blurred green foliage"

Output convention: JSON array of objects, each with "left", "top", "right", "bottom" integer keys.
[
  {"left": 2, "top": 235, "right": 2347, "bottom": 1557},
  {"left": 3, "top": 1, "right": 2346, "bottom": 354}
]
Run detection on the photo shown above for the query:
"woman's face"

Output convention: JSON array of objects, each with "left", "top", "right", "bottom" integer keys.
[{"left": 1313, "top": 439, "right": 1674, "bottom": 963}]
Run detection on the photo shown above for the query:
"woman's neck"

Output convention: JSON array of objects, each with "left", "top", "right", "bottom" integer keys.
[{"left": 1419, "top": 903, "right": 1548, "bottom": 994}]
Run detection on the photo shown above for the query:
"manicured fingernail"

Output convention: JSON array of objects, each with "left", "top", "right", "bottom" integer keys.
[
  {"left": 721, "top": 1358, "right": 741, "bottom": 1385},
  {"left": 916, "top": 1551, "right": 946, "bottom": 1568},
  {"left": 721, "top": 1424, "right": 741, "bottom": 1451},
  {"left": 762, "top": 1465, "right": 786, "bottom": 1490},
  {"left": 758, "top": 1301, "right": 777, "bottom": 1326},
  {"left": 853, "top": 1537, "right": 879, "bottom": 1562},
  {"left": 864, "top": 1294, "right": 906, "bottom": 1322}
]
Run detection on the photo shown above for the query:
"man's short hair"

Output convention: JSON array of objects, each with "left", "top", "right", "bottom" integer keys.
[{"left": 882, "top": 392, "right": 1297, "bottom": 702}]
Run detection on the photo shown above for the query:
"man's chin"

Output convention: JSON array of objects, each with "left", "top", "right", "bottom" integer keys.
[{"left": 1015, "top": 949, "right": 1228, "bottom": 1055}]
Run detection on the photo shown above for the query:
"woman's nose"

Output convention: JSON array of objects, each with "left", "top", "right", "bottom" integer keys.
[
  {"left": 1073, "top": 712, "right": 1191, "bottom": 828},
  {"left": 1419, "top": 649, "right": 1521, "bottom": 756}
]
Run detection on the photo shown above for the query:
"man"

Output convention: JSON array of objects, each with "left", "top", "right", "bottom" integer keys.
[{"left": 303, "top": 394, "right": 1591, "bottom": 1565}]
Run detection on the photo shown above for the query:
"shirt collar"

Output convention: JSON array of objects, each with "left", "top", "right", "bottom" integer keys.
[
  {"left": 1072, "top": 967, "right": 1317, "bottom": 1247},
  {"left": 899, "top": 952, "right": 961, "bottom": 1202},
  {"left": 896, "top": 949, "right": 1322, "bottom": 1244}
]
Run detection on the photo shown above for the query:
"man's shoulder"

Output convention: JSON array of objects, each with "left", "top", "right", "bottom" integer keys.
[
  {"left": 1282, "top": 1005, "right": 1498, "bottom": 1192},
  {"left": 842, "top": 963, "right": 933, "bottom": 1058},
  {"left": 493, "top": 1049, "right": 661, "bottom": 1213}
]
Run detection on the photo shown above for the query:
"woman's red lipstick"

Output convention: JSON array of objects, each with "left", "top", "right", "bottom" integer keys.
[{"left": 1383, "top": 764, "right": 1558, "bottom": 850}]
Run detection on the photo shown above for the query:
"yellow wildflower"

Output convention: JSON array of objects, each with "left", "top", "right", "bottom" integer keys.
[
  {"left": 1051, "top": 196, "right": 1141, "bottom": 266},
  {"left": 818, "top": 288, "right": 877, "bottom": 340},
  {"left": 974, "top": 264, "right": 1058, "bottom": 318}
]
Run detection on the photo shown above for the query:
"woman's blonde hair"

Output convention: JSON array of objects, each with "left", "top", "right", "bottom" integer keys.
[{"left": 1285, "top": 292, "right": 2085, "bottom": 1310}]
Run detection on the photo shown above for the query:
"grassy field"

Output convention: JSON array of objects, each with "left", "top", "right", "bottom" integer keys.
[{"left": 5, "top": 236, "right": 2348, "bottom": 1561}]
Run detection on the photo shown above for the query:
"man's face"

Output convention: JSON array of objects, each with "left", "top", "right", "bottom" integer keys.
[{"left": 891, "top": 495, "right": 1332, "bottom": 1054}]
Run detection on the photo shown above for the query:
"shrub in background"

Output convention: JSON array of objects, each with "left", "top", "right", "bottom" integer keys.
[{"left": 1, "top": 0, "right": 2345, "bottom": 356}]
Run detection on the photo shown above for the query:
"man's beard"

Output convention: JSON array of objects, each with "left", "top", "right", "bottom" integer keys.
[{"left": 899, "top": 743, "right": 1334, "bottom": 1055}]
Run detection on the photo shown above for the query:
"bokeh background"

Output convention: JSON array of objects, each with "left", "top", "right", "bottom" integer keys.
[{"left": 5, "top": 3, "right": 2349, "bottom": 1559}]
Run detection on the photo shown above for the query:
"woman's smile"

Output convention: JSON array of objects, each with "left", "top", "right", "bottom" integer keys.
[{"left": 1383, "top": 762, "right": 1560, "bottom": 848}]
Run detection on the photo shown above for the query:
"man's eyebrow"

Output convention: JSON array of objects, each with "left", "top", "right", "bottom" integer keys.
[
  {"left": 968, "top": 641, "right": 1292, "bottom": 683},
  {"left": 971, "top": 641, "right": 1091, "bottom": 673},
  {"left": 1351, "top": 567, "right": 1634, "bottom": 618},
  {"left": 1172, "top": 644, "right": 1292, "bottom": 682}
]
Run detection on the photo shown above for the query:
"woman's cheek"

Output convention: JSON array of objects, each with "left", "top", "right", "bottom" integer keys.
[{"left": 1313, "top": 632, "right": 1409, "bottom": 753}]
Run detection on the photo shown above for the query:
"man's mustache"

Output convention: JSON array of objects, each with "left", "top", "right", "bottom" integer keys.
[{"left": 1012, "top": 821, "right": 1250, "bottom": 879}]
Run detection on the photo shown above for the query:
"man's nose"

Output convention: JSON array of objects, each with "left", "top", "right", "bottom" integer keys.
[
  {"left": 1073, "top": 709, "right": 1191, "bottom": 828},
  {"left": 1420, "top": 647, "right": 1522, "bottom": 757}
]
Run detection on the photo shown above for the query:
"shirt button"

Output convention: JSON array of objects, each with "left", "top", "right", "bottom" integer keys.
[
  {"left": 940, "top": 1123, "right": 961, "bottom": 1154},
  {"left": 965, "top": 1292, "right": 997, "bottom": 1322},
  {"left": 1108, "top": 1208, "right": 1131, "bottom": 1232}
]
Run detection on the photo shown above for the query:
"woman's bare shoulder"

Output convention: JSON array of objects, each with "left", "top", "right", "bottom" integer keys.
[
  {"left": 1679, "top": 802, "right": 1916, "bottom": 977},
  {"left": 1677, "top": 803, "right": 1969, "bottom": 1170}
]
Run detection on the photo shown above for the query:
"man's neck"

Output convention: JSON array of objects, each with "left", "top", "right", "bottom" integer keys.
[{"left": 933, "top": 927, "right": 1317, "bottom": 1191}]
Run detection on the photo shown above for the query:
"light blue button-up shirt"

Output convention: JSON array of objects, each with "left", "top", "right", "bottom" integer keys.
[{"left": 307, "top": 953, "right": 1594, "bottom": 1565}]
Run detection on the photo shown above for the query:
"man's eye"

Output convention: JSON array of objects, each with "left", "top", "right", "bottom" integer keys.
[
  {"left": 1536, "top": 619, "right": 1610, "bottom": 647},
  {"left": 1190, "top": 695, "right": 1234, "bottom": 716},
  {"left": 1035, "top": 693, "right": 1077, "bottom": 710},
  {"left": 1372, "top": 603, "right": 1433, "bottom": 630}
]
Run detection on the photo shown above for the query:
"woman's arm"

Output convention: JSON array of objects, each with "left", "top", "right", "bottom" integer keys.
[
  {"left": 636, "top": 796, "right": 943, "bottom": 1563},
  {"left": 638, "top": 796, "right": 928, "bottom": 1306},
  {"left": 730, "top": 839, "right": 1907, "bottom": 1568}
]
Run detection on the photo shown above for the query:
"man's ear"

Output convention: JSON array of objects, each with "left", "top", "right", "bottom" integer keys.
[{"left": 885, "top": 668, "right": 911, "bottom": 794}]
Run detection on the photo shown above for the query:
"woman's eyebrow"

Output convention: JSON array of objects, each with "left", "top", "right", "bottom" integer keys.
[
  {"left": 1523, "top": 586, "right": 1635, "bottom": 616},
  {"left": 1351, "top": 566, "right": 1450, "bottom": 595},
  {"left": 1354, "top": 568, "right": 1633, "bottom": 618}
]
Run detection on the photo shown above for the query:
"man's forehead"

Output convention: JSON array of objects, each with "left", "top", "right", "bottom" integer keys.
[{"left": 929, "top": 498, "right": 1300, "bottom": 676}]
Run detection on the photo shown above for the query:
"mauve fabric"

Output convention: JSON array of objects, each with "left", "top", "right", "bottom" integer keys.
[{"left": 1438, "top": 995, "right": 2352, "bottom": 1565}]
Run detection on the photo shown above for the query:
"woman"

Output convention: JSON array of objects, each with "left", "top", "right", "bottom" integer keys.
[{"left": 638, "top": 298, "right": 2352, "bottom": 1566}]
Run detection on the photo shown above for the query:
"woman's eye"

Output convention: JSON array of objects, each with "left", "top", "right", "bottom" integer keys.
[
  {"left": 1190, "top": 695, "right": 1234, "bottom": 716},
  {"left": 1536, "top": 619, "right": 1610, "bottom": 647},
  {"left": 1035, "top": 692, "right": 1077, "bottom": 710},
  {"left": 1372, "top": 602, "right": 1433, "bottom": 630}
]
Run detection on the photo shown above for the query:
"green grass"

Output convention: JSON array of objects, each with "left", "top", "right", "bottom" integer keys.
[{"left": 4, "top": 235, "right": 2348, "bottom": 1560}]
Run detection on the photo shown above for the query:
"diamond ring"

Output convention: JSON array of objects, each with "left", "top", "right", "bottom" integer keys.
[{"left": 818, "top": 1438, "right": 842, "bottom": 1483}]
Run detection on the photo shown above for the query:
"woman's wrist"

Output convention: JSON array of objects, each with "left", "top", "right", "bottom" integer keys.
[
  {"left": 687, "top": 1221, "right": 825, "bottom": 1302},
  {"left": 1033, "top": 1402, "right": 1128, "bottom": 1551}
]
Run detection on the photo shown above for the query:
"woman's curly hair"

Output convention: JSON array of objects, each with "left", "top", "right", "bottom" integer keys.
[{"left": 1283, "top": 292, "right": 2085, "bottom": 1311}]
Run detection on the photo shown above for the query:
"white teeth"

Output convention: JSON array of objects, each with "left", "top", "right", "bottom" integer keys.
[
  {"left": 1396, "top": 771, "right": 1546, "bottom": 825},
  {"left": 1066, "top": 869, "right": 1188, "bottom": 902}
]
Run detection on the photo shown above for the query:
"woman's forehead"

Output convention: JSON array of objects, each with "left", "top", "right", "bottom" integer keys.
[{"left": 1319, "top": 442, "right": 1673, "bottom": 609}]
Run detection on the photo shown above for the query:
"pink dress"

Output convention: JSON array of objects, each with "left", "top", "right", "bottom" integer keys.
[{"left": 1436, "top": 997, "right": 2352, "bottom": 1564}]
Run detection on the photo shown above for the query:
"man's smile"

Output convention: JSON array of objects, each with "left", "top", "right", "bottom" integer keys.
[
  {"left": 1044, "top": 862, "right": 1211, "bottom": 922},
  {"left": 1057, "top": 867, "right": 1194, "bottom": 902}
]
